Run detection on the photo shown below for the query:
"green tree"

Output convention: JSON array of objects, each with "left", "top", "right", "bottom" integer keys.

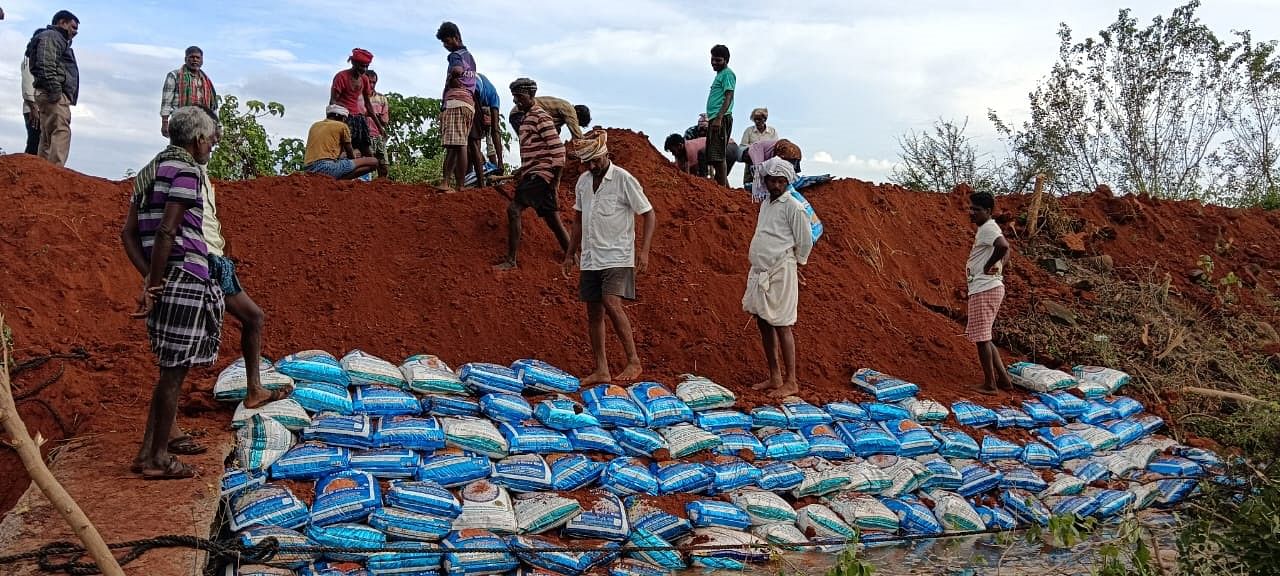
[
  {"left": 891, "top": 117, "right": 1006, "bottom": 194},
  {"left": 1210, "top": 31, "right": 1280, "bottom": 207},
  {"left": 209, "top": 95, "right": 287, "bottom": 180},
  {"left": 273, "top": 138, "right": 306, "bottom": 176},
  {"left": 383, "top": 93, "right": 444, "bottom": 184}
]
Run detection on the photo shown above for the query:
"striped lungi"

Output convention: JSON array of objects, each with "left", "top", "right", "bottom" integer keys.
[
  {"left": 965, "top": 285, "right": 1005, "bottom": 343},
  {"left": 147, "top": 267, "right": 225, "bottom": 368}
]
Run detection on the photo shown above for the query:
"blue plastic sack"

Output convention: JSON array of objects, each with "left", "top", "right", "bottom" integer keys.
[
  {"left": 627, "top": 382, "right": 694, "bottom": 427},
  {"left": 781, "top": 399, "right": 832, "bottom": 428},
  {"left": 1155, "top": 478, "right": 1199, "bottom": 507},
  {"left": 509, "top": 534, "right": 615, "bottom": 575},
  {"left": 291, "top": 381, "right": 355, "bottom": 415},
  {"left": 442, "top": 529, "right": 519, "bottom": 576},
  {"left": 350, "top": 448, "right": 421, "bottom": 479},
  {"left": 566, "top": 426, "right": 624, "bottom": 455},
  {"left": 686, "top": 500, "right": 751, "bottom": 530},
  {"left": 311, "top": 470, "right": 382, "bottom": 526},
  {"left": 373, "top": 415, "right": 446, "bottom": 451},
  {"left": 610, "top": 558, "right": 674, "bottom": 576},
  {"left": 307, "top": 522, "right": 385, "bottom": 561},
  {"left": 492, "top": 454, "right": 554, "bottom": 492},
  {"left": 1020, "top": 401, "right": 1065, "bottom": 425},
  {"left": 1091, "top": 489, "right": 1136, "bottom": 519},
  {"left": 600, "top": 457, "right": 660, "bottom": 496},
  {"left": 919, "top": 457, "right": 964, "bottom": 491},
  {"left": 237, "top": 526, "right": 315, "bottom": 568},
  {"left": 613, "top": 427, "right": 668, "bottom": 457},
  {"left": 498, "top": 422, "right": 572, "bottom": 455},
  {"left": 958, "top": 464, "right": 1003, "bottom": 497},
  {"left": 851, "top": 368, "right": 919, "bottom": 402},
  {"left": 1172, "top": 446, "right": 1221, "bottom": 469},
  {"left": 547, "top": 453, "right": 605, "bottom": 491},
  {"left": 862, "top": 402, "right": 912, "bottom": 422},
  {"left": 353, "top": 384, "right": 422, "bottom": 416},
  {"left": 980, "top": 436, "right": 1022, "bottom": 462},
  {"left": 1134, "top": 414, "right": 1165, "bottom": 437},
  {"left": 951, "top": 401, "right": 998, "bottom": 428},
  {"left": 882, "top": 420, "right": 940, "bottom": 457},
  {"left": 714, "top": 428, "right": 765, "bottom": 459},
  {"left": 836, "top": 421, "right": 900, "bottom": 457},
  {"left": 277, "top": 350, "right": 350, "bottom": 387},
  {"left": 1148, "top": 456, "right": 1203, "bottom": 477},
  {"left": 750, "top": 406, "right": 788, "bottom": 428},
  {"left": 385, "top": 480, "right": 462, "bottom": 518},
  {"left": 824, "top": 401, "right": 869, "bottom": 421},
  {"left": 1079, "top": 401, "right": 1118, "bottom": 425},
  {"left": 1048, "top": 495, "right": 1099, "bottom": 518},
  {"left": 757, "top": 427, "right": 810, "bottom": 460},
  {"left": 367, "top": 541, "right": 445, "bottom": 575},
  {"left": 1033, "top": 391, "right": 1085, "bottom": 419},
  {"left": 973, "top": 504, "right": 1017, "bottom": 530},
  {"left": 1067, "top": 460, "right": 1111, "bottom": 484},
  {"left": 995, "top": 407, "right": 1034, "bottom": 429},
  {"left": 512, "top": 358, "right": 580, "bottom": 393},
  {"left": 1001, "top": 489, "right": 1051, "bottom": 526},
  {"left": 424, "top": 395, "right": 481, "bottom": 417},
  {"left": 479, "top": 393, "right": 532, "bottom": 423},
  {"left": 789, "top": 187, "right": 824, "bottom": 244},
  {"left": 1103, "top": 418, "right": 1146, "bottom": 448},
  {"left": 756, "top": 460, "right": 805, "bottom": 491},
  {"left": 581, "top": 384, "right": 647, "bottom": 428},
  {"left": 880, "top": 496, "right": 942, "bottom": 535},
  {"left": 303, "top": 414, "right": 375, "bottom": 449},
  {"left": 801, "top": 424, "right": 852, "bottom": 460},
  {"left": 221, "top": 467, "right": 267, "bottom": 499},
  {"left": 229, "top": 485, "right": 310, "bottom": 531},
  {"left": 270, "top": 442, "right": 351, "bottom": 480},
  {"left": 650, "top": 461, "right": 714, "bottom": 495},
  {"left": 627, "top": 528, "right": 685, "bottom": 570},
  {"left": 417, "top": 448, "right": 494, "bottom": 487},
  {"left": 1021, "top": 441, "right": 1061, "bottom": 468},
  {"left": 534, "top": 396, "right": 600, "bottom": 431},
  {"left": 704, "top": 455, "right": 762, "bottom": 494},
  {"left": 997, "top": 464, "right": 1049, "bottom": 491},
  {"left": 933, "top": 427, "right": 980, "bottom": 459},
  {"left": 1036, "top": 428, "right": 1093, "bottom": 461},
  {"left": 563, "top": 491, "right": 631, "bottom": 541},
  {"left": 629, "top": 500, "right": 693, "bottom": 542},
  {"left": 368, "top": 506, "right": 452, "bottom": 541},
  {"left": 694, "top": 409, "right": 753, "bottom": 431},
  {"left": 459, "top": 362, "right": 525, "bottom": 395},
  {"left": 1065, "top": 422, "right": 1121, "bottom": 452},
  {"left": 1102, "top": 396, "right": 1144, "bottom": 418}
]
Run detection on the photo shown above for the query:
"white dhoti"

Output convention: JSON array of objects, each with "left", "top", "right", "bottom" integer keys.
[{"left": 742, "top": 255, "right": 799, "bottom": 327}]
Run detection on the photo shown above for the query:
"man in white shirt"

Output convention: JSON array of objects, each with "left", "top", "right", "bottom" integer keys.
[
  {"left": 563, "top": 130, "right": 657, "bottom": 385},
  {"left": 21, "top": 56, "right": 40, "bottom": 155},
  {"left": 742, "top": 157, "right": 814, "bottom": 398},
  {"left": 966, "top": 191, "right": 1013, "bottom": 394}
]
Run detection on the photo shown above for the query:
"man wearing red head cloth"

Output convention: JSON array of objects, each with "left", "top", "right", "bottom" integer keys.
[{"left": 330, "top": 48, "right": 386, "bottom": 176}]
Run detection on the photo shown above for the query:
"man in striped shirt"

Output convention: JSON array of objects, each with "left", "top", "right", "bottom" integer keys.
[{"left": 495, "top": 78, "right": 570, "bottom": 271}]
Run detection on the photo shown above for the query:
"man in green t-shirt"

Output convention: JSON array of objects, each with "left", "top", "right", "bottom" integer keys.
[{"left": 706, "top": 44, "right": 736, "bottom": 187}]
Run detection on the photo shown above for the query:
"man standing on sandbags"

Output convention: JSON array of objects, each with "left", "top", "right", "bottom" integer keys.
[
  {"left": 742, "top": 158, "right": 813, "bottom": 398},
  {"left": 495, "top": 78, "right": 571, "bottom": 271},
  {"left": 120, "top": 107, "right": 223, "bottom": 480},
  {"left": 25, "top": 9, "right": 79, "bottom": 166},
  {"left": 160, "top": 46, "right": 217, "bottom": 137},
  {"left": 563, "top": 130, "right": 656, "bottom": 385},
  {"left": 966, "top": 191, "right": 1015, "bottom": 394}
]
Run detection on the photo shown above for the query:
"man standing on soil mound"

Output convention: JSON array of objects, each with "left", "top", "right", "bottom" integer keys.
[
  {"left": 26, "top": 9, "right": 79, "bottom": 167},
  {"left": 160, "top": 46, "right": 217, "bottom": 137},
  {"left": 495, "top": 78, "right": 570, "bottom": 271},
  {"left": 706, "top": 44, "right": 736, "bottom": 188},
  {"left": 564, "top": 130, "right": 657, "bottom": 385},
  {"left": 329, "top": 48, "right": 386, "bottom": 176},
  {"left": 966, "top": 191, "right": 1014, "bottom": 394},
  {"left": 743, "top": 157, "right": 813, "bottom": 398},
  {"left": 120, "top": 107, "right": 222, "bottom": 480}
]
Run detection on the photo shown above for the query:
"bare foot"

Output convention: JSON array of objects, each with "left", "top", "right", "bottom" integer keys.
[
  {"left": 243, "top": 384, "right": 294, "bottom": 410},
  {"left": 581, "top": 370, "right": 612, "bottom": 387},
  {"left": 976, "top": 384, "right": 1000, "bottom": 396},
  {"left": 751, "top": 379, "right": 774, "bottom": 391},
  {"left": 616, "top": 361, "right": 642, "bottom": 381},
  {"left": 772, "top": 381, "right": 800, "bottom": 398},
  {"left": 493, "top": 258, "right": 518, "bottom": 271}
]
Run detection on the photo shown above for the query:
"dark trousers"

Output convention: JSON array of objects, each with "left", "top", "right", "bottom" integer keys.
[{"left": 23, "top": 112, "right": 41, "bottom": 155}]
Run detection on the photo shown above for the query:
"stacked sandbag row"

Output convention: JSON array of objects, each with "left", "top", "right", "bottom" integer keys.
[{"left": 218, "top": 353, "right": 1221, "bottom": 576}]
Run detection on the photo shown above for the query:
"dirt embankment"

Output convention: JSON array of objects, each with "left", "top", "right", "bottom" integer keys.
[{"left": 1, "top": 129, "right": 1278, "bottom": 514}]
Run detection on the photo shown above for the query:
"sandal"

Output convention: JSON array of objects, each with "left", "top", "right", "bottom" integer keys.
[
  {"left": 142, "top": 457, "right": 198, "bottom": 480},
  {"left": 168, "top": 435, "right": 208, "bottom": 456}
]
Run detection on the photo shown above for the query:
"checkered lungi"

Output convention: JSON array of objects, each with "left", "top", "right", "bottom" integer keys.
[
  {"left": 147, "top": 267, "right": 225, "bottom": 368},
  {"left": 346, "top": 114, "right": 372, "bottom": 153},
  {"left": 441, "top": 101, "right": 475, "bottom": 147},
  {"left": 966, "top": 285, "right": 1005, "bottom": 343}
]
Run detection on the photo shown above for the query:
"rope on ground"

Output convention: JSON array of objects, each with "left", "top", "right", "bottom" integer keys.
[{"left": 7, "top": 348, "right": 90, "bottom": 378}]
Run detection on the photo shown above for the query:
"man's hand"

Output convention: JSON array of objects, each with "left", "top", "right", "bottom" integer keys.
[
  {"left": 637, "top": 252, "right": 650, "bottom": 275},
  {"left": 131, "top": 284, "right": 165, "bottom": 319},
  {"left": 984, "top": 264, "right": 999, "bottom": 275},
  {"left": 561, "top": 253, "right": 577, "bottom": 279},
  {"left": 26, "top": 104, "right": 39, "bottom": 127},
  {"left": 43, "top": 91, "right": 61, "bottom": 104},
  {"left": 161, "top": 117, "right": 170, "bottom": 137}
]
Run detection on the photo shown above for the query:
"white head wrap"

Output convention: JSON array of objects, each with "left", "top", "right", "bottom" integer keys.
[
  {"left": 761, "top": 156, "right": 797, "bottom": 184},
  {"left": 326, "top": 104, "right": 349, "bottom": 118}
]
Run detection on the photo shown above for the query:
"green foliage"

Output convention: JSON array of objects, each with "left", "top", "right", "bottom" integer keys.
[
  {"left": 1030, "top": 513, "right": 1155, "bottom": 576},
  {"left": 1178, "top": 464, "right": 1280, "bottom": 575},
  {"left": 209, "top": 95, "right": 287, "bottom": 181},
  {"left": 273, "top": 137, "right": 306, "bottom": 175},
  {"left": 383, "top": 92, "right": 444, "bottom": 184},
  {"left": 824, "top": 537, "right": 874, "bottom": 576},
  {"left": 891, "top": 117, "right": 1006, "bottom": 194}
]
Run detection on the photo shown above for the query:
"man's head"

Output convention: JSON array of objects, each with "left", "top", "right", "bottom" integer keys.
[
  {"left": 366, "top": 69, "right": 378, "bottom": 88},
  {"left": 711, "top": 44, "right": 730, "bottom": 71},
  {"left": 184, "top": 46, "right": 203, "bottom": 70},
  {"left": 760, "top": 157, "right": 797, "bottom": 200},
  {"left": 969, "top": 191, "right": 995, "bottom": 225},
  {"left": 436, "top": 21, "right": 463, "bottom": 51},
  {"left": 751, "top": 107, "right": 768, "bottom": 130},
  {"left": 664, "top": 134, "right": 686, "bottom": 160},
  {"left": 576, "top": 131, "right": 610, "bottom": 176},
  {"left": 574, "top": 105, "right": 592, "bottom": 128},
  {"left": 349, "top": 48, "right": 373, "bottom": 74},
  {"left": 169, "top": 106, "right": 218, "bottom": 164},
  {"left": 773, "top": 139, "right": 802, "bottom": 173},
  {"left": 510, "top": 78, "right": 538, "bottom": 111},
  {"left": 52, "top": 10, "right": 79, "bottom": 38},
  {"left": 199, "top": 106, "right": 222, "bottom": 149},
  {"left": 326, "top": 104, "right": 349, "bottom": 121}
]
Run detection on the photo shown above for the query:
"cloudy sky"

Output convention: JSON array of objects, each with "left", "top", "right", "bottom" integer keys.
[{"left": 1, "top": 0, "right": 1275, "bottom": 184}]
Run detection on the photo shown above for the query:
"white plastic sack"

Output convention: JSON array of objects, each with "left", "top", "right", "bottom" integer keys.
[
  {"left": 659, "top": 423, "right": 722, "bottom": 458},
  {"left": 232, "top": 399, "right": 311, "bottom": 431},
  {"left": 444, "top": 416, "right": 510, "bottom": 459},
  {"left": 235, "top": 414, "right": 296, "bottom": 471},
  {"left": 674, "top": 375, "right": 737, "bottom": 411},
  {"left": 341, "top": 349, "right": 407, "bottom": 388},
  {"left": 454, "top": 480, "right": 518, "bottom": 534},
  {"left": 401, "top": 354, "right": 468, "bottom": 395},
  {"left": 1007, "top": 362, "right": 1078, "bottom": 393},
  {"left": 929, "top": 491, "right": 985, "bottom": 532},
  {"left": 214, "top": 357, "right": 294, "bottom": 403},
  {"left": 826, "top": 492, "right": 899, "bottom": 533},
  {"left": 796, "top": 504, "right": 857, "bottom": 540},
  {"left": 1072, "top": 365, "right": 1130, "bottom": 395},
  {"left": 513, "top": 492, "right": 582, "bottom": 534},
  {"left": 728, "top": 489, "right": 797, "bottom": 525}
]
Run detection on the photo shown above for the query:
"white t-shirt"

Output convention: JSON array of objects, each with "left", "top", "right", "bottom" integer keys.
[
  {"left": 966, "top": 219, "right": 1004, "bottom": 295},
  {"left": 199, "top": 165, "right": 226, "bottom": 257},
  {"left": 574, "top": 163, "right": 653, "bottom": 270}
]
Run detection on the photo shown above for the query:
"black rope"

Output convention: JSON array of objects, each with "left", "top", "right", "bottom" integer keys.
[
  {"left": 7, "top": 348, "right": 89, "bottom": 378},
  {"left": 14, "top": 363, "right": 66, "bottom": 401}
]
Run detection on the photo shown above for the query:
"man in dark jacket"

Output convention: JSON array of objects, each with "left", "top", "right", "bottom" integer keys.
[{"left": 26, "top": 10, "right": 79, "bottom": 167}]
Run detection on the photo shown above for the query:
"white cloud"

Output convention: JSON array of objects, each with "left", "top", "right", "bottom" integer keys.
[
  {"left": 807, "top": 150, "right": 901, "bottom": 182},
  {"left": 109, "top": 43, "right": 184, "bottom": 60},
  {"left": 247, "top": 49, "right": 298, "bottom": 64}
]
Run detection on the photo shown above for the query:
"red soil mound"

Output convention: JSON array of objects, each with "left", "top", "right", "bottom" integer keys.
[{"left": 1, "top": 129, "right": 1278, "bottom": 514}]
